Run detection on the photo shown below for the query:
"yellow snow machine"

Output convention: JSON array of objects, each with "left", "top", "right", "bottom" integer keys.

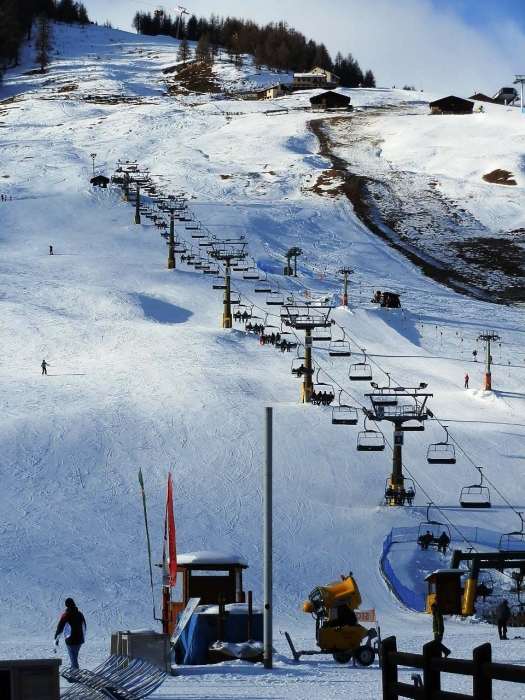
[{"left": 284, "top": 572, "right": 379, "bottom": 665}]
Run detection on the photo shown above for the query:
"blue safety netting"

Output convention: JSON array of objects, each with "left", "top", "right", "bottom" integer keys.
[
  {"left": 381, "top": 525, "right": 507, "bottom": 613},
  {"left": 381, "top": 530, "right": 426, "bottom": 612}
]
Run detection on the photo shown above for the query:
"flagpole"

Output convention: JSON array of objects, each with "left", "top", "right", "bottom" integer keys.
[{"left": 138, "top": 468, "right": 157, "bottom": 621}]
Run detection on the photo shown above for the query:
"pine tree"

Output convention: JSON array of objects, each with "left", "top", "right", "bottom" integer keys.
[
  {"left": 195, "top": 33, "right": 211, "bottom": 63},
  {"left": 34, "top": 13, "right": 53, "bottom": 71},
  {"left": 76, "top": 3, "right": 89, "bottom": 27},
  {"left": 363, "top": 69, "right": 376, "bottom": 88},
  {"left": 0, "top": 0, "right": 24, "bottom": 66},
  {"left": 57, "top": 0, "right": 77, "bottom": 25},
  {"left": 312, "top": 43, "right": 332, "bottom": 71},
  {"left": 176, "top": 37, "right": 191, "bottom": 66}
]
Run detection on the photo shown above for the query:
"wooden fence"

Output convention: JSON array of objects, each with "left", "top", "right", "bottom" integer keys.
[{"left": 381, "top": 635, "right": 525, "bottom": 700}]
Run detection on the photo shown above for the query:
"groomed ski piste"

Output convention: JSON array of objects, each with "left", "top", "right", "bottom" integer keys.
[{"left": 2, "top": 21, "right": 525, "bottom": 699}]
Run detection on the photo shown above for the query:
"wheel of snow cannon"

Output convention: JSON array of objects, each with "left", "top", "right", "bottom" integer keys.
[
  {"left": 354, "top": 646, "right": 375, "bottom": 667},
  {"left": 332, "top": 652, "right": 352, "bottom": 664}
]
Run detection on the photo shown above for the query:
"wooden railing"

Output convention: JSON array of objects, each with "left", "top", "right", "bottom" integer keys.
[{"left": 381, "top": 635, "right": 525, "bottom": 699}]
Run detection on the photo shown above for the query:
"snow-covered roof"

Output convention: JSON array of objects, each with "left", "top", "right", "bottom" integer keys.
[
  {"left": 294, "top": 73, "right": 326, "bottom": 78},
  {"left": 424, "top": 569, "right": 466, "bottom": 580},
  {"left": 177, "top": 551, "right": 248, "bottom": 567}
]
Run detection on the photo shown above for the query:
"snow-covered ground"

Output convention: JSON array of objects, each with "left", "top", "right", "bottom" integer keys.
[{"left": 2, "top": 22, "right": 525, "bottom": 699}]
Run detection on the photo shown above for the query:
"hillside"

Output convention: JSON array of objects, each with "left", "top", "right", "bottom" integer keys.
[{"left": 1, "top": 22, "right": 525, "bottom": 699}]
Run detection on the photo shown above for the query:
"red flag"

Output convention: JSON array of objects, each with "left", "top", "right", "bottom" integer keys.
[{"left": 163, "top": 473, "right": 177, "bottom": 587}]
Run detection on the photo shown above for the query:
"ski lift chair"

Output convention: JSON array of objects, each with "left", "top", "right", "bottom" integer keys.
[
  {"left": 212, "top": 279, "right": 227, "bottom": 290},
  {"left": 460, "top": 467, "right": 491, "bottom": 508},
  {"left": 266, "top": 289, "right": 285, "bottom": 306},
  {"left": 331, "top": 390, "right": 359, "bottom": 424},
  {"left": 427, "top": 426, "right": 456, "bottom": 464},
  {"left": 311, "top": 325, "right": 332, "bottom": 342},
  {"left": 332, "top": 405, "right": 359, "bottom": 425},
  {"left": 357, "top": 418, "right": 385, "bottom": 451},
  {"left": 349, "top": 363, "right": 373, "bottom": 381},
  {"left": 417, "top": 503, "right": 451, "bottom": 545},
  {"left": 384, "top": 478, "right": 416, "bottom": 506},
  {"left": 499, "top": 513, "right": 525, "bottom": 551},
  {"left": 254, "top": 278, "right": 272, "bottom": 293},
  {"left": 243, "top": 267, "right": 260, "bottom": 280},
  {"left": 233, "top": 261, "right": 250, "bottom": 272},
  {"left": 328, "top": 340, "right": 351, "bottom": 357},
  {"left": 203, "top": 264, "right": 220, "bottom": 275},
  {"left": 311, "top": 381, "right": 335, "bottom": 406},
  {"left": 233, "top": 305, "right": 252, "bottom": 322},
  {"left": 357, "top": 429, "right": 385, "bottom": 451},
  {"left": 291, "top": 357, "right": 313, "bottom": 378}
]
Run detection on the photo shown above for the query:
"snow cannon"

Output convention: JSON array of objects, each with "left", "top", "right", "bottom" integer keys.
[{"left": 284, "top": 573, "right": 378, "bottom": 666}]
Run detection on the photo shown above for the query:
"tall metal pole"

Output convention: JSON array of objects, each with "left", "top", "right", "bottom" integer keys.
[
  {"left": 478, "top": 330, "right": 500, "bottom": 391},
  {"left": 302, "top": 329, "right": 313, "bottom": 403},
  {"left": 222, "top": 260, "right": 232, "bottom": 328},
  {"left": 134, "top": 185, "right": 141, "bottom": 225},
  {"left": 391, "top": 420, "right": 404, "bottom": 502},
  {"left": 263, "top": 407, "right": 273, "bottom": 670},
  {"left": 484, "top": 339, "right": 491, "bottom": 390},
  {"left": 123, "top": 172, "right": 129, "bottom": 202},
  {"left": 338, "top": 267, "right": 353, "bottom": 308},
  {"left": 167, "top": 211, "right": 176, "bottom": 269}
]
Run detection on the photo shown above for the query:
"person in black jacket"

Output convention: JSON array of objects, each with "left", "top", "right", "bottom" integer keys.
[
  {"left": 496, "top": 599, "right": 511, "bottom": 640},
  {"left": 54, "top": 597, "right": 87, "bottom": 669}
]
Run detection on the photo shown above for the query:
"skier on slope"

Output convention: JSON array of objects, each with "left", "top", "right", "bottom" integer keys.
[{"left": 41, "top": 359, "right": 49, "bottom": 375}]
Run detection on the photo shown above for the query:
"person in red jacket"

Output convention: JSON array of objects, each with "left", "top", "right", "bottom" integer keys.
[{"left": 54, "top": 598, "right": 87, "bottom": 669}]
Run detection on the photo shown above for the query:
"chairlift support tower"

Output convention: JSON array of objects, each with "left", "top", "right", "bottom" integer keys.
[
  {"left": 477, "top": 330, "right": 500, "bottom": 391},
  {"left": 134, "top": 184, "right": 141, "bottom": 225},
  {"left": 338, "top": 267, "right": 353, "bottom": 308},
  {"left": 281, "top": 306, "right": 333, "bottom": 403},
  {"left": 365, "top": 383, "right": 433, "bottom": 505},
  {"left": 167, "top": 210, "right": 176, "bottom": 269},
  {"left": 209, "top": 239, "right": 247, "bottom": 329},
  {"left": 513, "top": 75, "right": 525, "bottom": 111},
  {"left": 174, "top": 6, "right": 189, "bottom": 39}
]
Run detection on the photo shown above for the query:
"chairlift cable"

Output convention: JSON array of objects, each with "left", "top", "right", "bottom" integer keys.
[{"left": 151, "top": 188, "right": 518, "bottom": 542}]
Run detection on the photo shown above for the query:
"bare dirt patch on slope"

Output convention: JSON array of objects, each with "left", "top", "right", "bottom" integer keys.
[
  {"left": 167, "top": 62, "right": 221, "bottom": 95},
  {"left": 307, "top": 114, "right": 525, "bottom": 305}
]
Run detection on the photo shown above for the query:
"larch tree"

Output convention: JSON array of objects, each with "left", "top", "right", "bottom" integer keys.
[
  {"left": 176, "top": 37, "right": 191, "bottom": 66},
  {"left": 34, "top": 13, "right": 53, "bottom": 72}
]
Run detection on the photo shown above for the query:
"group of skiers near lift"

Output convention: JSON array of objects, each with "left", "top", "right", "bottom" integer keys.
[
  {"left": 429, "top": 597, "right": 513, "bottom": 661},
  {"left": 385, "top": 485, "right": 415, "bottom": 506},
  {"left": 419, "top": 529, "right": 450, "bottom": 553}
]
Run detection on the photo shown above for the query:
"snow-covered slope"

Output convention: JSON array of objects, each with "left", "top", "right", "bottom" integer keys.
[{"left": 1, "top": 22, "right": 525, "bottom": 699}]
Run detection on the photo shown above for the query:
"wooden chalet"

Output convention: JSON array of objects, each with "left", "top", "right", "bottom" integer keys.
[
  {"left": 429, "top": 96, "right": 474, "bottom": 115},
  {"left": 257, "top": 83, "right": 293, "bottom": 100},
  {"left": 468, "top": 93, "right": 494, "bottom": 104},
  {"left": 293, "top": 67, "right": 340, "bottom": 90},
  {"left": 310, "top": 91, "right": 351, "bottom": 111},
  {"left": 90, "top": 175, "right": 110, "bottom": 188}
]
